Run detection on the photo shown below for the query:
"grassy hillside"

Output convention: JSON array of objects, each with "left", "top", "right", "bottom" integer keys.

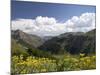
[
  {"left": 11, "top": 29, "right": 96, "bottom": 74},
  {"left": 11, "top": 39, "right": 29, "bottom": 56}
]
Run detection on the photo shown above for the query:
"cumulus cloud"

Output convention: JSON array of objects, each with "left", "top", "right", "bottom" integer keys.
[
  {"left": 65, "top": 12, "right": 95, "bottom": 32},
  {"left": 11, "top": 12, "right": 95, "bottom": 36},
  {"left": 35, "top": 16, "right": 57, "bottom": 26}
]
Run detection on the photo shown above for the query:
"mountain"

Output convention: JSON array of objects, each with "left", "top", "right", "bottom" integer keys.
[
  {"left": 58, "top": 32, "right": 84, "bottom": 38},
  {"left": 39, "top": 29, "right": 96, "bottom": 55},
  {"left": 11, "top": 30, "right": 54, "bottom": 58},
  {"left": 81, "top": 29, "right": 96, "bottom": 54},
  {"left": 11, "top": 29, "right": 96, "bottom": 56},
  {"left": 11, "top": 38, "right": 29, "bottom": 56},
  {"left": 85, "top": 29, "right": 96, "bottom": 36},
  {"left": 11, "top": 30, "right": 43, "bottom": 48},
  {"left": 41, "top": 36, "right": 54, "bottom": 41}
]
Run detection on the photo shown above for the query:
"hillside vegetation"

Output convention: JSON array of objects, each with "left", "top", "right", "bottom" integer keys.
[{"left": 11, "top": 29, "right": 96, "bottom": 74}]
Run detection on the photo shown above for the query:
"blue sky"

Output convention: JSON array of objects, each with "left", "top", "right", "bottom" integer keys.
[
  {"left": 11, "top": 1, "right": 96, "bottom": 36},
  {"left": 11, "top": 1, "right": 95, "bottom": 22}
]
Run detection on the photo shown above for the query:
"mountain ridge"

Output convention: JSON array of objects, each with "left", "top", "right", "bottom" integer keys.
[
  {"left": 39, "top": 29, "right": 96, "bottom": 55},
  {"left": 11, "top": 29, "right": 96, "bottom": 55}
]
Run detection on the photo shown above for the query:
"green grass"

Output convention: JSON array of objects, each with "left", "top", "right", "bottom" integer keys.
[{"left": 11, "top": 54, "right": 96, "bottom": 74}]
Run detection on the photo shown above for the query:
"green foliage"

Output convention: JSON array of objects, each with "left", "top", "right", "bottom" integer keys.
[
  {"left": 11, "top": 54, "right": 96, "bottom": 74},
  {"left": 27, "top": 48, "right": 54, "bottom": 58},
  {"left": 79, "top": 54, "right": 96, "bottom": 70},
  {"left": 11, "top": 39, "right": 29, "bottom": 56},
  {"left": 11, "top": 29, "right": 96, "bottom": 74}
]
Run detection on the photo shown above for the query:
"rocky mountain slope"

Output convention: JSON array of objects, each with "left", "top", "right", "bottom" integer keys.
[
  {"left": 11, "top": 29, "right": 96, "bottom": 56},
  {"left": 39, "top": 29, "right": 96, "bottom": 55}
]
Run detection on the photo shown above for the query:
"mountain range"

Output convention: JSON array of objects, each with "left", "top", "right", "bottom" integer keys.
[{"left": 11, "top": 29, "right": 96, "bottom": 56}]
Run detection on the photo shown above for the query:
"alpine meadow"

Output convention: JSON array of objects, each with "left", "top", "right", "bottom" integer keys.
[{"left": 11, "top": 0, "right": 96, "bottom": 74}]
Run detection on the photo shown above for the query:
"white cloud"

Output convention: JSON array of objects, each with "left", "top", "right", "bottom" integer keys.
[
  {"left": 35, "top": 16, "right": 57, "bottom": 26},
  {"left": 11, "top": 12, "right": 95, "bottom": 36},
  {"left": 65, "top": 12, "right": 95, "bottom": 32},
  {"left": 11, "top": 19, "right": 35, "bottom": 30}
]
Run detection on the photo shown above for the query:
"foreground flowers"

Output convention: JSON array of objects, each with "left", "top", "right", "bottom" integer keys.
[{"left": 11, "top": 54, "right": 96, "bottom": 74}]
